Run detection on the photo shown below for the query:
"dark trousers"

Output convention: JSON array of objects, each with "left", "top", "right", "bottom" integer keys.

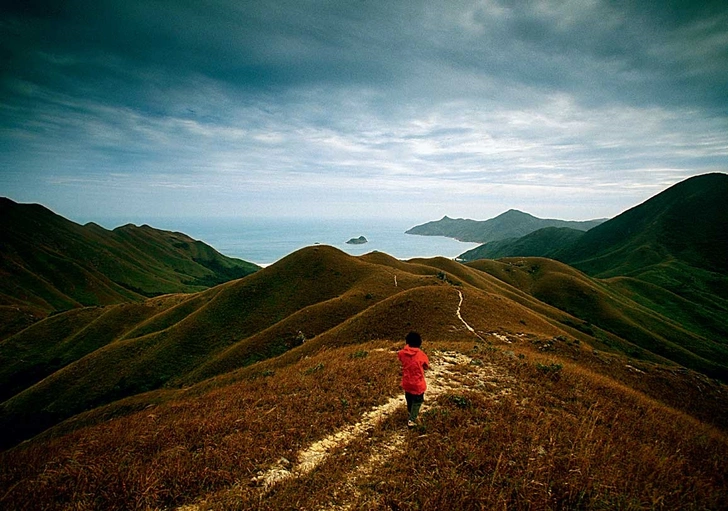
[{"left": 405, "top": 392, "right": 425, "bottom": 422}]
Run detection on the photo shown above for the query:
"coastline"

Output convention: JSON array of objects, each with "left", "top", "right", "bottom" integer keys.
[{"left": 94, "top": 217, "right": 481, "bottom": 266}]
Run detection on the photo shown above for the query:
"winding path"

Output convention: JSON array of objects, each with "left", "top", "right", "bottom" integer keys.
[
  {"left": 455, "top": 289, "right": 486, "bottom": 342},
  {"left": 251, "top": 349, "right": 513, "bottom": 496},
  {"left": 177, "top": 289, "right": 511, "bottom": 510},
  {"left": 178, "top": 349, "right": 514, "bottom": 511}
]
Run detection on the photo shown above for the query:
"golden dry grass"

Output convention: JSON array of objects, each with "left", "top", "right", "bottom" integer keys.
[
  {"left": 2, "top": 339, "right": 726, "bottom": 511},
  {"left": 2, "top": 246, "right": 728, "bottom": 510},
  {"left": 0, "top": 343, "right": 401, "bottom": 510}
]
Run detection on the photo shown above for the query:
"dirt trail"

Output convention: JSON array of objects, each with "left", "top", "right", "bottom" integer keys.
[
  {"left": 177, "top": 349, "right": 514, "bottom": 511},
  {"left": 455, "top": 290, "right": 486, "bottom": 342},
  {"left": 251, "top": 393, "right": 403, "bottom": 489},
  {"left": 178, "top": 292, "right": 514, "bottom": 510},
  {"left": 248, "top": 349, "right": 514, "bottom": 507},
  {"left": 314, "top": 431, "right": 407, "bottom": 511},
  {"left": 313, "top": 349, "right": 515, "bottom": 510}
]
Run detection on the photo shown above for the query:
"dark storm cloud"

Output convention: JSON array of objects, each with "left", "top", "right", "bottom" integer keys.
[
  {"left": 4, "top": 1, "right": 725, "bottom": 111},
  {"left": 3, "top": 1, "right": 403, "bottom": 108},
  {"left": 1, "top": 1, "right": 727, "bottom": 220}
]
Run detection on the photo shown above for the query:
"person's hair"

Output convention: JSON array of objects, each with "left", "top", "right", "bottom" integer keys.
[{"left": 405, "top": 331, "right": 422, "bottom": 348}]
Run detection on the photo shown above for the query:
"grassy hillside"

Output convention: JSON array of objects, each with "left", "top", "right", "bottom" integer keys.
[
  {"left": 0, "top": 296, "right": 188, "bottom": 403},
  {"left": 0, "top": 198, "right": 259, "bottom": 339},
  {"left": 456, "top": 174, "right": 728, "bottom": 368},
  {"left": 1, "top": 243, "right": 727, "bottom": 509},
  {"left": 457, "top": 173, "right": 728, "bottom": 282},
  {"left": 3, "top": 244, "right": 727, "bottom": 452},
  {"left": 467, "top": 257, "right": 728, "bottom": 380},
  {"left": 563, "top": 173, "right": 728, "bottom": 277},
  {"left": 407, "top": 210, "right": 604, "bottom": 243},
  {"left": 458, "top": 227, "right": 585, "bottom": 261},
  {"left": 1, "top": 341, "right": 726, "bottom": 510},
  {"left": 0, "top": 246, "right": 440, "bottom": 447},
  {"left": 605, "top": 275, "right": 728, "bottom": 341}
]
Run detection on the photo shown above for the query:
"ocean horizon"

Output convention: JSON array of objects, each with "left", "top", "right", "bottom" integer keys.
[{"left": 94, "top": 217, "right": 481, "bottom": 267}]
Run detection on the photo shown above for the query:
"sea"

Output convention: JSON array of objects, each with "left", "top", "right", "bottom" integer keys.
[{"left": 97, "top": 217, "right": 481, "bottom": 267}]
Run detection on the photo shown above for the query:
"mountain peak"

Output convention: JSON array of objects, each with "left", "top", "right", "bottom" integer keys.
[
  {"left": 563, "top": 172, "right": 728, "bottom": 275},
  {"left": 0, "top": 202, "right": 260, "bottom": 340},
  {"left": 498, "top": 209, "right": 533, "bottom": 218}
]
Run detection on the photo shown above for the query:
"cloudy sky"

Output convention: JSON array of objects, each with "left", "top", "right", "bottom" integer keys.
[{"left": 1, "top": 0, "right": 727, "bottom": 224}]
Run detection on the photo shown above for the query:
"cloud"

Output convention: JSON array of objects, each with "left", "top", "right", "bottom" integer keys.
[{"left": 1, "top": 1, "right": 726, "bottom": 222}]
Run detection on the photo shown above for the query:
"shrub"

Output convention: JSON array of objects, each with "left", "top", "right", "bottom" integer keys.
[
  {"left": 303, "top": 362, "right": 325, "bottom": 375},
  {"left": 447, "top": 394, "right": 472, "bottom": 409},
  {"left": 536, "top": 362, "right": 563, "bottom": 374}
]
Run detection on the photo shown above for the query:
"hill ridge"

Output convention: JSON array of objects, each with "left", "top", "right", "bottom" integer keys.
[
  {"left": 0, "top": 198, "right": 259, "bottom": 339},
  {"left": 2, "top": 176, "right": 728, "bottom": 509},
  {"left": 456, "top": 174, "right": 728, "bottom": 368},
  {"left": 2, "top": 246, "right": 728, "bottom": 509},
  {"left": 3, "top": 241, "right": 727, "bottom": 453},
  {"left": 565, "top": 172, "right": 728, "bottom": 275}
]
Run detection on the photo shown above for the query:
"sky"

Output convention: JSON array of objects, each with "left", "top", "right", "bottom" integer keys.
[{"left": 1, "top": 0, "right": 727, "bottom": 224}]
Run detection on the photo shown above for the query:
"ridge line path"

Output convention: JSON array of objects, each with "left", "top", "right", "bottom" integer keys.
[
  {"left": 178, "top": 350, "right": 515, "bottom": 511},
  {"left": 314, "top": 349, "right": 516, "bottom": 511},
  {"left": 455, "top": 289, "right": 486, "bottom": 342},
  {"left": 252, "top": 290, "right": 493, "bottom": 491},
  {"left": 177, "top": 291, "right": 515, "bottom": 510},
  {"left": 257, "top": 348, "right": 514, "bottom": 509}
]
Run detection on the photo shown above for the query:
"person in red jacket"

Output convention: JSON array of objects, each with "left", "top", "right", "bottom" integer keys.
[{"left": 398, "top": 331, "right": 430, "bottom": 428}]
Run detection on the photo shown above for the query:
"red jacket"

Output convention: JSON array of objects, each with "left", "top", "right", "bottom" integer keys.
[{"left": 398, "top": 345, "right": 430, "bottom": 394}]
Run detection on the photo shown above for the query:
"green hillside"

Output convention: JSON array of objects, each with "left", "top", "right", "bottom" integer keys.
[
  {"left": 2, "top": 243, "right": 727, "bottom": 450},
  {"left": 563, "top": 172, "right": 728, "bottom": 277},
  {"left": 457, "top": 173, "right": 728, "bottom": 356},
  {"left": 458, "top": 227, "right": 585, "bottom": 261},
  {"left": 0, "top": 198, "right": 259, "bottom": 339},
  {"left": 467, "top": 257, "right": 728, "bottom": 380},
  {"left": 458, "top": 173, "right": 728, "bottom": 278},
  {"left": 1, "top": 247, "right": 726, "bottom": 510},
  {"left": 0, "top": 246, "right": 443, "bottom": 447}
]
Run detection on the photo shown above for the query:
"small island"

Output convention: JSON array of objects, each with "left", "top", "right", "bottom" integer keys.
[{"left": 346, "top": 235, "right": 368, "bottom": 245}]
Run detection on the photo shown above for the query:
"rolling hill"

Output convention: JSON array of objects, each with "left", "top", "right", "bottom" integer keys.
[
  {"left": 459, "top": 173, "right": 728, "bottom": 278},
  {"left": 0, "top": 198, "right": 259, "bottom": 339},
  {"left": 458, "top": 226, "right": 585, "bottom": 261},
  {"left": 2, "top": 180, "right": 728, "bottom": 509},
  {"left": 457, "top": 174, "right": 728, "bottom": 359},
  {"left": 406, "top": 209, "right": 605, "bottom": 243},
  {"left": 2, "top": 242, "right": 727, "bottom": 447},
  {"left": 0, "top": 245, "right": 553, "bottom": 448},
  {"left": 466, "top": 257, "right": 728, "bottom": 379},
  {"left": 0, "top": 244, "right": 726, "bottom": 510},
  {"left": 561, "top": 172, "right": 728, "bottom": 277}
]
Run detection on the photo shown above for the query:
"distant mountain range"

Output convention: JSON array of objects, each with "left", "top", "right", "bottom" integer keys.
[
  {"left": 406, "top": 209, "right": 606, "bottom": 243},
  {"left": 0, "top": 198, "right": 259, "bottom": 339}
]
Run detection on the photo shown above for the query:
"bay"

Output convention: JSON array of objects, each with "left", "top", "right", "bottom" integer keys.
[{"left": 99, "top": 217, "right": 481, "bottom": 266}]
